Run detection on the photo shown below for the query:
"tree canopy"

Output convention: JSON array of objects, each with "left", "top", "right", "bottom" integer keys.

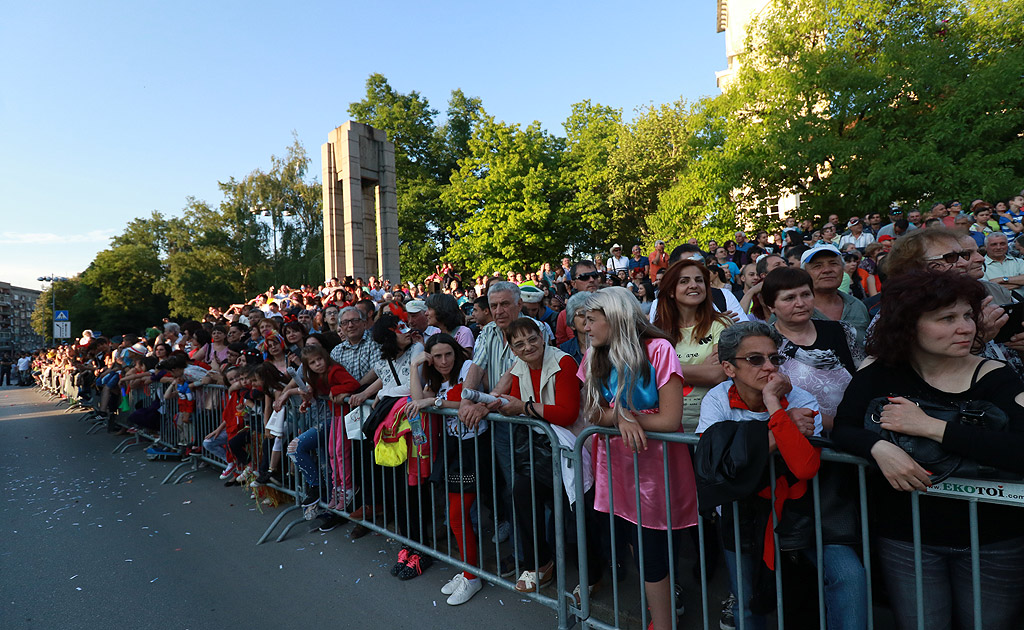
[{"left": 44, "top": 0, "right": 1021, "bottom": 337}]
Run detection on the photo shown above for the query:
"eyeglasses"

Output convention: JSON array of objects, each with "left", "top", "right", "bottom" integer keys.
[
  {"left": 510, "top": 335, "right": 543, "bottom": 352},
  {"left": 576, "top": 272, "right": 602, "bottom": 281},
  {"left": 924, "top": 250, "right": 971, "bottom": 264},
  {"left": 733, "top": 353, "right": 787, "bottom": 367},
  {"left": 339, "top": 319, "right": 361, "bottom": 326}
]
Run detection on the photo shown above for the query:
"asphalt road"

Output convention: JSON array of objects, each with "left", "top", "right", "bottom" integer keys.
[{"left": 0, "top": 385, "right": 558, "bottom": 630}]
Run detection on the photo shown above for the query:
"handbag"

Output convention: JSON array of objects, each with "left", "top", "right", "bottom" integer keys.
[
  {"left": 863, "top": 395, "right": 1015, "bottom": 483},
  {"left": 513, "top": 423, "right": 555, "bottom": 481}
]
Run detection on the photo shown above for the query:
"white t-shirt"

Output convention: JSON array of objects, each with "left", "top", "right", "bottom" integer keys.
[
  {"left": 696, "top": 379, "right": 822, "bottom": 436},
  {"left": 606, "top": 255, "right": 630, "bottom": 272}
]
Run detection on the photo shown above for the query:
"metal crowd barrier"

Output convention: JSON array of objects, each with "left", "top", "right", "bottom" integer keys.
[{"left": 40, "top": 377, "right": 1021, "bottom": 630}]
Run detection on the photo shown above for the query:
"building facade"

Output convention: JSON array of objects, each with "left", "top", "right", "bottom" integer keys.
[{"left": 0, "top": 282, "right": 44, "bottom": 355}]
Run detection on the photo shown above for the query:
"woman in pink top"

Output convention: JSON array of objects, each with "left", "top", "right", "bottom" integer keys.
[{"left": 578, "top": 287, "right": 698, "bottom": 630}]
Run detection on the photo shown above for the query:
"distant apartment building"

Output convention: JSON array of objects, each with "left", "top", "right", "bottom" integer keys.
[
  {"left": 0, "top": 282, "right": 44, "bottom": 354},
  {"left": 716, "top": 0, "right": 802, "bottom": 222}
]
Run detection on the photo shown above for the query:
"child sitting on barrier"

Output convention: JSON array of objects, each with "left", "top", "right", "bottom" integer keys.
[
  {"left": 202, "top": 366, "right": 242, "bottom": 479},
  {"left": 157, "top": 354, "right": 209, "bottom": 457},
  {"left": 250, "top": 361, "right": 288, "bottom": 487}
]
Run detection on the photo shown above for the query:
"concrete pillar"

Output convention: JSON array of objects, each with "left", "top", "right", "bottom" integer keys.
[{"left": 321, "top": 122, "right": 400, "bottom": 284}]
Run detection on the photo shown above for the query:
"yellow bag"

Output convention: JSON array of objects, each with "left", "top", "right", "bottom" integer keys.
[{"left": 373, "top": 411, "right": 411, "bottom": 468}]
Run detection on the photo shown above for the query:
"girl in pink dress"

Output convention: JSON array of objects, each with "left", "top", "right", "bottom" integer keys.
[{"left": 578, "top": 287, "right": 699, "bottom": 630}]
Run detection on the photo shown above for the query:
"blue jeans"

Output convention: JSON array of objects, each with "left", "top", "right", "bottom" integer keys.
[
  {"left": 801, "top": 545, "right": 867, "bottom": 630},
  {"left": 877, "top": 536, "right": 1024, "bottom": 630},
  {"left": 289, "top": 421, "right": 327, "bottom": 487},
  {"left": 202, "top": 430, "right": 228, "bottom": 461},
  {"left": 724, "top": 550, "right": 767, "bottom": 630}
]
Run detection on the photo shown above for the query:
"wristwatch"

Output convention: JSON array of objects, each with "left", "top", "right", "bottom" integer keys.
[
  {"left": 1004, "top": 277, "right": 1010, "bottom": 283},
  {"left": 434, "top": 395, "right": 445, "bottom": 409}
]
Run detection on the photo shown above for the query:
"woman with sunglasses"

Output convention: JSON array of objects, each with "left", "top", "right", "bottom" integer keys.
[
  {"left": 696, "top": 322, "right": 822, "bottom": 630},
  {"left": 831, "top": 271, "right": 1024, "bottom": 630},
  {"left": 579, "top": 287, "right": 697, "bottom": 630}
]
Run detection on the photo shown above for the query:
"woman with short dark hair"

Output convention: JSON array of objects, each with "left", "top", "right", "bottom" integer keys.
[{"left": 832, "top": 270, "right": 1024, "bottom": 630}]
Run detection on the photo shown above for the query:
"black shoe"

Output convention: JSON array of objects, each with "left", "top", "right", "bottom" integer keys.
[
  {"left": 391, "top": 546, "right": 412, "bottom": 576},
  {"left": 317, "top": 514, "right": 345, "bottom": 533},
  {"left": 301, "top": 488, "right": 321, "bottom": 507},
  {"left": 397, "top": 551, "right": 432, "bottom": 580},
  {"left": 499, "top": 554, "right": 518, "bottom": 578},
  {"left": 251, "top": 470, "right": 281, "bottom": 487}
]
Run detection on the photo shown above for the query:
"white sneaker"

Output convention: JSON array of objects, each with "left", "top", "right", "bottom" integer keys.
[
  {"left": 219, "top": 463, "right": 237, "bottom": 480},
  {"left": 446, "top": 575, "right": 481, "bottom": 605},
  {"left": 441, "top": 573, "right": 463, "bottom": 595}
]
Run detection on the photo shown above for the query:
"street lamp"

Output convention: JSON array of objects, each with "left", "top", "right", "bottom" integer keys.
[
  {"left": 249, "top": 204, "right": 294, "bottom": 258},
  {"left": 37, "top": 275, "right": 69, "bottom": 343}
]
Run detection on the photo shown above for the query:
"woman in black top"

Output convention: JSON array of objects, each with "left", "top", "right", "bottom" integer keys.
[{"left": 831, "top": 270, "right": 1024, "bottom": 630}]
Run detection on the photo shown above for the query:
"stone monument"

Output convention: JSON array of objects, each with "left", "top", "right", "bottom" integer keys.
[{"left": 321, "top": 122, "right": 400, "bottom": 284}]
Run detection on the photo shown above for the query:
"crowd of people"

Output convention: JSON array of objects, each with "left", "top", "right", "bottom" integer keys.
[{"left": 24, "top": 189, "right": 1024, "bottom": 630}]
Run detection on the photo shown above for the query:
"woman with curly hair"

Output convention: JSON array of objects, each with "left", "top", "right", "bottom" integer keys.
[{"left": 832, "top": 270, "right": 1024, "bottom": 630}]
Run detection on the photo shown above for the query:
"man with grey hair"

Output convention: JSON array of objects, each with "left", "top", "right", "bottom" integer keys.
[
  {"left": 329, "top": 306, "right": 380, "bottom": 383},
  {"left": 984, "top": 232, "right": 1024, "bottom": 290},
  {"left": 458, "top": 280, "right": 552, "bottom": 556}
]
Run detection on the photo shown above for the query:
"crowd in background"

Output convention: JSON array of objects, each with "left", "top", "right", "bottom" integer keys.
[{"left": 22, "top": 188, "right": 1024, "bottom": 630}]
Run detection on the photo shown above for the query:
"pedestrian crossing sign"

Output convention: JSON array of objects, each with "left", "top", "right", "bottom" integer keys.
[{"left": 54, "top": 310, "right": 69, "bottom": 321}]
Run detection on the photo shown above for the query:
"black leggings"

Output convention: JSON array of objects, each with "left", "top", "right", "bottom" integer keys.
[{"left": 618, "top": 515, "right": 686, "bottom": 583}]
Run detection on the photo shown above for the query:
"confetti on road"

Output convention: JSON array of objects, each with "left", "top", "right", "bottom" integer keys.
[
  {"left": 150, "top": 578, "right": 158, "bottom": 583},
  {"left": 69, "top": 575, "right": 78, "bottom": 580}
]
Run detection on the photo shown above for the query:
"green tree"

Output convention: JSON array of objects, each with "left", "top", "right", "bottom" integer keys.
[
  {"left": 442, "top": 115, "right": 571, "bottom": 275},
  {"left": 348, "top": 76, "right": 486, "bottom": 281},
  {"left": 30, "top": 277, "right": 83, "bottom": 343},
  {"left": 644, "top": 96, "right": 740, "bottom": 249},
  {"left": 560, "top": 100, "right": 623, "bottom": 255},
  {"left": 722, "top": 0, "right": 1024, "bottom": 223},
  {"left": 218, "top": 136, "right": 322, "bottom": 293},
  {"left": 77, "top": 243, "right": 169, "bottom": 334}
]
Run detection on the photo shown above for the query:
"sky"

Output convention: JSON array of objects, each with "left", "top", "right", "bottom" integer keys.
[{"left": 0, "top": 0, "right": 725, "bottom": 290}]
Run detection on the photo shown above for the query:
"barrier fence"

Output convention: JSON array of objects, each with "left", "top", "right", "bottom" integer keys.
[{"left": 35, "top": 375, "right": 1022, "bottom": 630}]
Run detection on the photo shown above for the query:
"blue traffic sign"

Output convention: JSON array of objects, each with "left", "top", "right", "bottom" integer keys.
[{"left": 54, "top": 310, "right": 69, "bottom": 322}]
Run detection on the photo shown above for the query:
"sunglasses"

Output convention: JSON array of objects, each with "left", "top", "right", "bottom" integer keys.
[
  {"left": 925, "top": 250, "right": 971, "bottom": 264},
  {"left": 577, "top": 272, "right": 603, "bottom": 281},
  {"left": 733, "top": 353, "right": 787, "bottom": 367}
]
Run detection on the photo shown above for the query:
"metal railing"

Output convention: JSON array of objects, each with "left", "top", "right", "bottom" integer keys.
[{"left": 28, "top": 380, "right": 1023, "bottom": 630}]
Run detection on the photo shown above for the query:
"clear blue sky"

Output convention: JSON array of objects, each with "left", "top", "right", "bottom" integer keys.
[{"left": 0, "top": 0, "right": 725, "bottom": 290}]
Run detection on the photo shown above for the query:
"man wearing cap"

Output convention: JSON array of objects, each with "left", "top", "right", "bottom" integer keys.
[
  {"left": 801, "top": 244, "right": 870, "bottom": 344},
  {"left": 606, "top": 244, "right": 629, "bottom": 273},
  {"left": 837, "top": 217, "right": 875, "bottom": 250},
  {"left": 649, "top": 240, "right": 669, "bottom": 280},
  {"left": 520, "top": 285, "right": 557, "bottom": 337},
  {"left": 405, "top": 300, "right": 430, "bottom": 337}
]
